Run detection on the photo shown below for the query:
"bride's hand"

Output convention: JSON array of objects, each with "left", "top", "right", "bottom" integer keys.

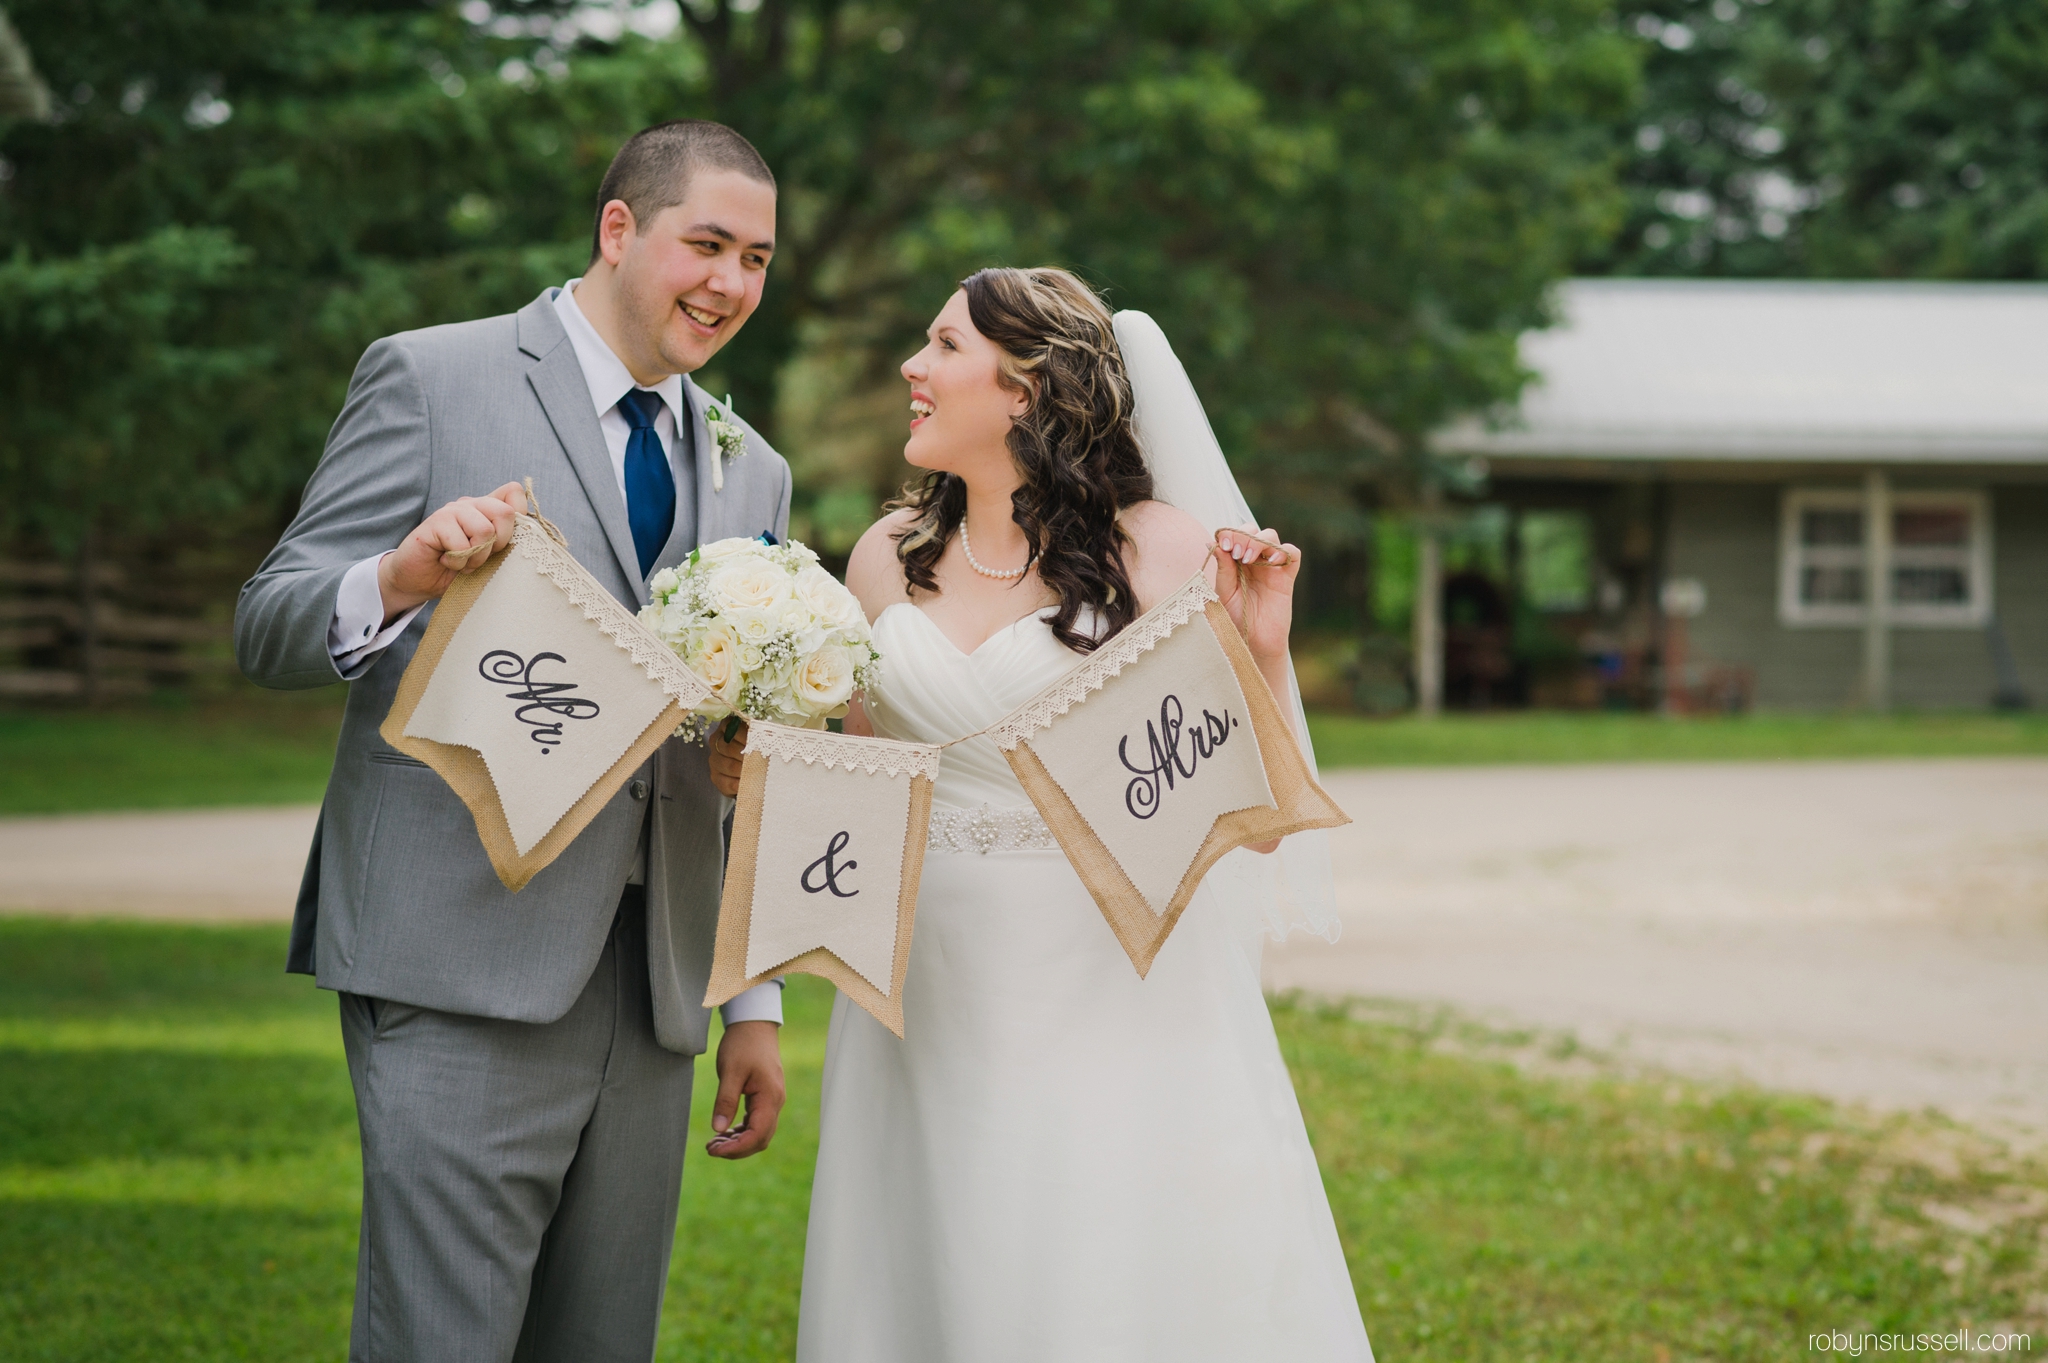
[{"left": 1211, "top": 525, "right": 1300, "bottom": 662}]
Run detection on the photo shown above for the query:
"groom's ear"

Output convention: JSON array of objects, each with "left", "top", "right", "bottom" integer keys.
[{"left": 591, "top": 199, "right": 639, "bottom": 269}]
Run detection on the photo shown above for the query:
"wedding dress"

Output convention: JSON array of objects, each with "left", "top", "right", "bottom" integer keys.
[{"left": 794, "top": 599, "right": 1374, "bottom": 1362}]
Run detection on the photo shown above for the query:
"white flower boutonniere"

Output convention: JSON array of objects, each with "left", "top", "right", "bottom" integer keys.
[{"left": 704, "top": 395, "right": 748, "bottom": 492}]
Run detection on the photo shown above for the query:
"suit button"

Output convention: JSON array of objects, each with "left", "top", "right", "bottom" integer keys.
[{"left": 629, "top": 780, "right": 649, "bottom": 801}]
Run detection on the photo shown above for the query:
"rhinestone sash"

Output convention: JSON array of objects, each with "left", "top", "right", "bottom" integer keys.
[{"left": 926, "top": 804, "right": 1059, "bottom": 855}]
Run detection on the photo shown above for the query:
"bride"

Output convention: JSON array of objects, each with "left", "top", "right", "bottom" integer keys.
[{"left": 792, "top": 267, "right": 1370, "bottom": 1359}]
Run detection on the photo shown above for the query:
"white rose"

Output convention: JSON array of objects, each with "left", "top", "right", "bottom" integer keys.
[
  {"left": 723, "top": 605, "right": 780, "bottom": 647},
  {"left": 712, "top": 555, "right": 793, "bottom": 611},
  {"left": 793, "top": 564, "right": 865, "bottom": 631},
  {"left": 696, "top": 536, "right": 767, "bottom": 565},
  {"left": 774, "top": 597, "right": 831, "bottom": 654},
  {"left": 648, "top": 566, "right": 681, "bottom": 597},
  {"left": 794, "top": 644, "right": 855, "bottom": 712},
  {"left": 776, "top": 597, "right": 819, "bottom": 636},
  {"left": 738, "top": 643, "right": 766, "bottom": 672},
  {"left": 691, "top": 624, "right": 744, "bottom": 706}
]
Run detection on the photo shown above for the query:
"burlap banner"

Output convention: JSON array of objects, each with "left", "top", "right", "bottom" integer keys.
[
  {"left": 380, "top": 515, "right": 715, "bottom": 891},
  {"left": 989, "top": 571, "right": 1350, "bottom": 975},
  {"left": 705, "top": 722, "right": 939, "bottom": 1037}
]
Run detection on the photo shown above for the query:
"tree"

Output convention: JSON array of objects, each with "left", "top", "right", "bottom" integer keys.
[
  {"left": 643, "top": 0, "right": 1639, "bottom": 540},
  {"left": 0, "top": 0, "right": 1638, "bottom": 570},
  {"left": 1594, "top": 0, "right": 2048, "bottom": 279},
  {"left": 0, "top": 0, "right": 601, "bottom": 555}
]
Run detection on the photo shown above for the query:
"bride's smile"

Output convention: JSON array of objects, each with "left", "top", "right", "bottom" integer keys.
[{"left": 897, "top": 288, "right": 1031, "bottom": 477}]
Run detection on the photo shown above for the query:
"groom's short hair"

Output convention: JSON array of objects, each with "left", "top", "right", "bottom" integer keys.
[{"left": 590, "top": 120, "right": 776, "bottom": 264}]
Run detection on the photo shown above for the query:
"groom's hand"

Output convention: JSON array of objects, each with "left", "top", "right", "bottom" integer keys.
[
  {"left": 709, "top": 721, "right": 748, "bottom": 798},
  {"left": 706, "top": 1019, "right": 784, "bottom": 1159},
  {"left": 376, "top": 481, "right": 529, "bottom": 625}
]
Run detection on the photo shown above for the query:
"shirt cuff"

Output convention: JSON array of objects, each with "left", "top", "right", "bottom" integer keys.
[
  {"left": 329, "top": 553, "right": 423, "bottom": 679},
  {"left": 720, "top": 980, "right": 784, "bottom": 1027}
]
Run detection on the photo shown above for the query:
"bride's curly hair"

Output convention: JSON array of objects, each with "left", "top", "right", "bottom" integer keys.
[{"left": 890, "top": 266, "right": 1154, "bottom": 653}]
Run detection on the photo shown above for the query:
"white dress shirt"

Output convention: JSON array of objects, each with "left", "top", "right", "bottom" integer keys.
[{"left": 327, "top": 279, "right": 781, "bottom": 1026}]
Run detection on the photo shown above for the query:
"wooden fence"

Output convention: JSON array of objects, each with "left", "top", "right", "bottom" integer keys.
[{"left": 0, "top": 559, "right": 237, "bottom": 699}]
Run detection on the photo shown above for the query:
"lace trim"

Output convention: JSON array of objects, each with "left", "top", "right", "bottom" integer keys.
[
  {"left": 927, "top": 804, "right": 1059, "bottom": 855},
  {"left": 513, "top": 517, "right": 714, "bottom": 711},
  {"left": 746, "top": 720, "right": 942, "bottom": 781},
  {"left": 986, "top": 571, "right": 1216, "bottom": 751}
]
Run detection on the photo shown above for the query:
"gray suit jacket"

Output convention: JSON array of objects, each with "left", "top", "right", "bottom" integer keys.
[{"left": 236, "top": 289, "right": 792, "bottom": 1055}]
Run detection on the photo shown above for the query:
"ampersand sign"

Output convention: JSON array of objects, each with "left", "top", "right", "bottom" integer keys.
[
  {"left": 704, "top": 723, "right": 941, "bottom": 1038},
  {"left": 800, "top": 831, "right": 861, "bottom": 897}
]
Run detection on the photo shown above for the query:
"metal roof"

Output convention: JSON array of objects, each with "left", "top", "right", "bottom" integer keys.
[{"left": 1433, "top": 278, "right": 2048, "bottom": 465}]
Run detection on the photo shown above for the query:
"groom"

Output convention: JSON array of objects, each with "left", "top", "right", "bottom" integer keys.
[{"left": 236, "top": 121, "right": 791, "bottom": 1362}]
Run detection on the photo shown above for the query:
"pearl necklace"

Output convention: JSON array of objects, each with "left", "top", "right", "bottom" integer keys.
[{"left": 960, "top": 520, "right": 1027, "bottom": 580}]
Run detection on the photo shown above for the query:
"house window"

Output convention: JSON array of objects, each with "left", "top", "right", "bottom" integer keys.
[{"left": 1778, "top": 488, "right": 1991, "bottom": 627}]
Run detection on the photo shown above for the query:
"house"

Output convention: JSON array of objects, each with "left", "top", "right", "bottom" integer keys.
[{"left": 1427, "top": 278, "right": 2048, "bottom": 711}]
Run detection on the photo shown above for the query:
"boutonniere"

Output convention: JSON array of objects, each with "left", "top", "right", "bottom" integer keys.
[{"left": 705, "top": 395, "right": 749, "bottom": 492}]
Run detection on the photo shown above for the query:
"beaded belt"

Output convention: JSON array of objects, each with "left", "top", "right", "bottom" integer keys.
[{"left": 926, "top": 804, "right": 1059, "bottom": 855}]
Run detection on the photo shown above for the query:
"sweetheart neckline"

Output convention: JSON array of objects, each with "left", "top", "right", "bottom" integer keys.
[{"left": 876, "top": 600, "right": 1058, "bottom": 661}]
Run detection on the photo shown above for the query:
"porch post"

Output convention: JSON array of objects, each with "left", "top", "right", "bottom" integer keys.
[
  {"left": 1413, "top": 488, "right": 1443, "bottom": 718},
  {"left": 1862, "top": 468, "right": 1891, "bottom": 711}
]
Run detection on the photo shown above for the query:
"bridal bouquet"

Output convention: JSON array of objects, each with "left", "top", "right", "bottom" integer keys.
[{"left": 641, "top": 536, "right": 881, "bottom": 736}]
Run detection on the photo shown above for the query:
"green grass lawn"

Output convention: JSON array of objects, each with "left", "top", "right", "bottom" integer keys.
[
  {"left": 4, "top": 697, "right": 2047, "bottom": 817},
  {"left": 0, "top": 691, "right": 345, "bottom": 816},
  {"left": 2, "top": 919, "right": 2037, "bottom": 1361},
  {"left": 1308, "top": 709, "right": 2048, "bottom": 768}
]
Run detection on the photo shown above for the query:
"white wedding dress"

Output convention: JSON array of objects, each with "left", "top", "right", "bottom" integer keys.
[{"left": 795, "top": 600, "right": 1373, "bottom": 1362}]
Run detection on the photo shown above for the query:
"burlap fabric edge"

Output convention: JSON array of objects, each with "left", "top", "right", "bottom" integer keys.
[
  {"left": 703, "top": 749, "right": 934, "bottom": 1038},
  {"left": 376, "top": 524, "right": 690, "bottom": 893},
  {"left": 1004, "top": 598, "right": 1350, "bottom": 976}
]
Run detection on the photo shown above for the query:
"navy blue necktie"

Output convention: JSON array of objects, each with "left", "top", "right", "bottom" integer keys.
[{"left": 618, "top": 389, "right": 675, "bottom": 579}]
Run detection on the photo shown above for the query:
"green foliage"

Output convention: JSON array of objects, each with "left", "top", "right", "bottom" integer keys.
[
  {"left": 1518, "top": 509, "right": 1594, "bottom": 611},
  {"left": 5, "top": 920, "right": 2038, "bottom": 1359},
  {"left": 0, "top": 0, "right": 596, "bottom": 550},
  {"left": 889, "top": 0, "right": 1638, "bottom": 522},
  {"left": 0, "top": 227, "right": 258, "bottom": 549},
  {"left": 0, "top": 0, "right": 1641, "bottom": 561},
  {"left": 1598, "top": 0, "right": 2048, "bottom": 278}
]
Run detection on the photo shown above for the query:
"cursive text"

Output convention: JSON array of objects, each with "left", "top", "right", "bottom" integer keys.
[
  {"left": 478, "top": 649, "right": 601, "bottom": 753},
  {"left": 1117, "top": 693, "right": 1238, "bottom": 820}
]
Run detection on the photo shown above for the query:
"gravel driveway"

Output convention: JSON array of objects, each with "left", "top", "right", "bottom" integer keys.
[
  {"left": 0, "top": 805, "right": 319, "bottom": 920},
  {"left": 1268, "top": 759, "right": 2048, "bottom": 1144},
  {"left": 5, "top": 758, "right": 2044, "bottom": 1140}
]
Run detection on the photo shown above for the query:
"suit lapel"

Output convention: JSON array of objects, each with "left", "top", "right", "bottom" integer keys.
[
  {"left": 684, "top": 376, "right": 735, "bottom": 548},
  {"left": 519, "top": 297, "right": 645, "bottom": 595}
]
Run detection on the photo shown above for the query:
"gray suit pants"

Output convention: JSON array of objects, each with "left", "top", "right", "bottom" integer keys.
[{"left": 341, "top": 890, "right": 695, "bottom": 1363}]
